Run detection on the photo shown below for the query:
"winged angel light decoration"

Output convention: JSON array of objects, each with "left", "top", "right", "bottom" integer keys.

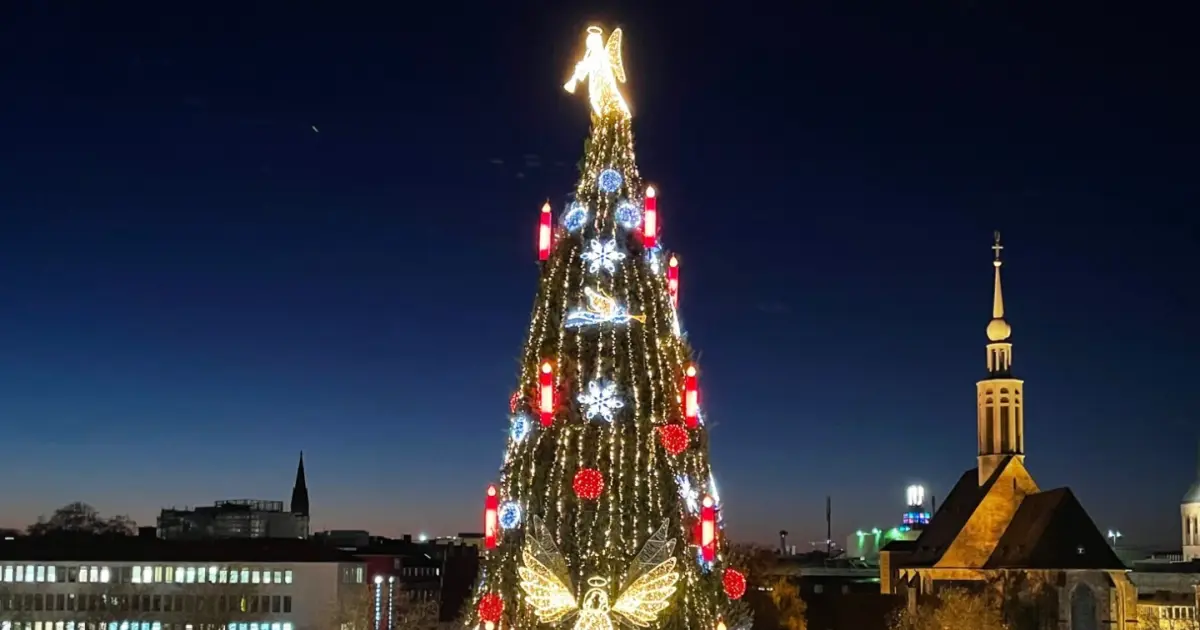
[
  {"left": 563, "top": 27, "right": 630, "bottom": 117},
  {"left": 519, "top": 517, "right": 680, "bottom": 630}
]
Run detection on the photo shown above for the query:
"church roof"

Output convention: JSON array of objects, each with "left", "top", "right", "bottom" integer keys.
[
  {"left": 1183, "top": 481, "right": 1200, "bottom": 504},
  {"left": 984, "top": 487, "right": 1125, "bottom": 570},
  {"left": 904, "top": 468, "right": 994, "bottom": 566},
  {"left": 905, "top": 461, "right": 1124, "bottom": 571}
]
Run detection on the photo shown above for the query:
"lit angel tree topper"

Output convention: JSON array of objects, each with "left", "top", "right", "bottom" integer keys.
[{"left": 469, "top": 24, "right": 744, "bottom": 630}]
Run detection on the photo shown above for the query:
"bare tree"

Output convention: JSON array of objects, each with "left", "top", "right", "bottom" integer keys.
[
  {"left": 26, "top": 502, "right": 137, "bottom": 536},
  {"left": 891, "top": 587, "right": 1008, "bottom": 630},
  {"left": 330, "top": 584, "right": 441, "bottom": 630}
]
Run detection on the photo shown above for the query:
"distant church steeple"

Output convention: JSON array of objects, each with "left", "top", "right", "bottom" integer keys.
[
  {"left": 290, "top": 452, "right": 310, "bottom": 517},
  {"left": 976, "top": 232, "right": 1026, "bottom": 484},
  {"left": 1181, "top": 439, "right": 1200, "bottom": 561}
]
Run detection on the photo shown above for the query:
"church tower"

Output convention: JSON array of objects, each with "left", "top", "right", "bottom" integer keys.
[
  {"left": 976, "top": 232, "right": 1025, "bottom": 485},
  {"left": 1181, "top": 440, "right": 1200, "bottom": 561}
]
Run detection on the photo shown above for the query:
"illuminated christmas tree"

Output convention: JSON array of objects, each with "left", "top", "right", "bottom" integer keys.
[{"left": 469, "top": 26, "right": 747, "bottom": 630}]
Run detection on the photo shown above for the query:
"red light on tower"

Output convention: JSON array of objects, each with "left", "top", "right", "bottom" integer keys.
[
  {"left": 538, "top": 201, "right": 553, "bottom": 261},
  {"left": 484, "top": 485, "right": 499, "bottom": 549},
  {"left": 700, "top": 495, "right": 717, "bottom": 562},
  {"left": 539, "top": 361, "right": 555, "bottom": 427},
  {"left": 667, "top": 255, "right": 679, "bottom": 308},
  {"left": 642, "top": 186, "right": 658, "bottom": 249},
  {"left": 683, "top": 364, "right": 699, "bottom": 428}
]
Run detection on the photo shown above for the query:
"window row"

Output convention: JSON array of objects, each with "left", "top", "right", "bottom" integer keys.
[
  {"left": 0, "top": 593, "right": 292, "bottom": 615},
  {"left": 0, "top": 621, "right": 294, "bottom": 630},
  {"left": 0, "top": 567, "right": 294, "bottom": 586}
]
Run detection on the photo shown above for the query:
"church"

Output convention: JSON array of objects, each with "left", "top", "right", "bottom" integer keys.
[{"left": 880, "top": 234, "right": 1139, "bottom": 629}]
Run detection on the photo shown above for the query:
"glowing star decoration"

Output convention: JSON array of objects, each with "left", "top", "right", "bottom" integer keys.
[
  {"left": 563, "top": 27, "right": 630, "bottom": 118},
  {"left": 519, "top": 517, "right": 679, "bottom": 630},
  {"left": 597, "top": 169, "right": 623, "bottom": 193},
  {"left": 498, "top": 501, "right": 522, "bottom": 530},
  {"left": 676, "top": 474, "right": 699, "bottom": 514},
  {"left": 563, "top": 201, "right": 589, "bottom": 232},
  {"left": 578, "top": 379, "right": 624, "bottom": 422},
  {"left": 566, "top": 287, "right": 646, "bottom": 328},
  {"left": 539, "top": 202, "right": 553, "bottom": 261},
  {"left": 484, "top": 485, "right": 499, "bottom": 549},
  {"left": 615, "top": 199, "right": 642, "bottom": 229},
  {"left": 581, "top": 239, "right": 626, "bottom": 275},
  {"left": 510, "top": 414, "right": 531, "bottom": 443}
]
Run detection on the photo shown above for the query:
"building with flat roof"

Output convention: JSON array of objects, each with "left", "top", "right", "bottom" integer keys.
[
  {"left": 0, "top": 536, "right": 364, "bottom": 630},
  {"left": 157, "top": 456, "right": 310, "bottom": 542}
]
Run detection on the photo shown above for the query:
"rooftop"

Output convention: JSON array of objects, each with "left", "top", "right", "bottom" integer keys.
[{"left": 0, "top": 536, "right": 359, "bottom": 564}]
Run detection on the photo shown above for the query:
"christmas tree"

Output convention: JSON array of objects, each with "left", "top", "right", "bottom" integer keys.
[{"left": 469, "top": 26, "right": 748, "bottom": 630}]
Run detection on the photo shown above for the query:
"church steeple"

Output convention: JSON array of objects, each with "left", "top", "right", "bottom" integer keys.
[
  {"left": 976, "top": 232, "right": 1025, "bottom": 484},
  {"left": 290, "top": 452, "right": 310, "bottom": 517}
]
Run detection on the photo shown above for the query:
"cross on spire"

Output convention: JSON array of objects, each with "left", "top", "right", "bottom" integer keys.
[{"left": 992, "top": 231, "right": 1004, "bottom": 262}]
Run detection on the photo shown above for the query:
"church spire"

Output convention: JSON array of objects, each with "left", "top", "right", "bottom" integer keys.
[
  {"left": 290, "top": 451, "right": 310, "bottom": 516},
  {"left": 976, "top": 232, "right": 1025, "bottom": 484}
]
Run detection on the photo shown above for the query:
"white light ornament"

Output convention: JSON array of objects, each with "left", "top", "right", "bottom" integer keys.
[
  {"left": 676, "top": 474, "right": 699, "bottom": 514},
  {"left": 519, "top": 517, "right": 679, "bottom": 630},
  {"left": 563, "top": 201, "right": 589, "bottom": 232},
  {"left": 499, "top": 501, "right": 523, "bottom": 530},
  {"left": 578, "top": 379, "right": 624, "bottom": 423},
  {"left": 581, "top": 239, "right": 626, "bottom": 275},
  {"left": 597, "top": 169, "right": 623, "bottom": 193},
  {"left": 566, "top": 287, "right": 645, "bottom": 328},
  {"left": 615, "top": 199, "right": 641, "bottom": 230},
  {"left": 563, "top": 27, "right": 630, "bottom": 118},
  {"left": 510, "top": 414, "right": 532, "bottom": 443}
]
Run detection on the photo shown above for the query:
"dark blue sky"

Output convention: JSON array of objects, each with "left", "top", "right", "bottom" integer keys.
[{"left": 0, "top": 2, "right": 1195, "bottom": 547}]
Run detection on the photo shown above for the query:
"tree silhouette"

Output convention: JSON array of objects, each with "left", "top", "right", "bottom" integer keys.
[{"left": 26, "top": 502, "right": 137, "bottom": 536}]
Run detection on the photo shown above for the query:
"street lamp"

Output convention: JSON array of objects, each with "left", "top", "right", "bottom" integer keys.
[{"left": 1107, "top": 529, "right": 1122, "bottom": 549}]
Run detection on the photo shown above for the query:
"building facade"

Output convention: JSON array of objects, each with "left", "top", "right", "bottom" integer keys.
[
  {"left": 0, "top": 537, "right": 364, "bottom": 630},
  {"left": 157, "top": 455, "right": 311, "bottom": 542}
]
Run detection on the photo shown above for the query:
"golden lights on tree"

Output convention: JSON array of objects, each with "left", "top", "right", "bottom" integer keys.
[{"left": 564, "top": 27, "right": 630, "bottom": 118}]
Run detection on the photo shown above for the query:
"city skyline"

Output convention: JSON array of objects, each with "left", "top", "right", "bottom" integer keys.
[{"left": 0, "top": 3, "right": 1193, "bottom": 547}]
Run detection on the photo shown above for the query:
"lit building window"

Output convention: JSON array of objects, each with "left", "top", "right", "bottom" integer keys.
[
  {"left": 99, "top": 567, "right": 110, "bottom": 583},
  {"left": 219, "top": 568, "right": 228, "bottom": 583},
  {"left": 186, "top": 567, "right": 195, "bottom": 583},
  {"left": 175, "top": 567, "right": 185, "bottom": 583},
  {"left": 2, "top": 566, "right": 11, "bottom": 582},
  {"left": 284, "top": 570, "right": 293, "bottom": 584},
  {"left": 35, "top": 566, "right": 45, "bottom": 582},
  {"left": 26, "top": 565, "right": 35, "bottom": 581},
  {"left": 79, "top": 567, "right": 89, "bottom": 583},
  {"left": 133, "top": 566, "right": 142, "bottom": 583},
  {"left": 241, "top": 569, "right": 250, "bottom": 583},
  {"left": 209, "top": 566, "right": 218, "bottom": 583},
  {"left": 263, "top": 571, "right": 272, "bottom": 584},
  {"left": 143, "top": 567, "right": 153, "bottom": 583},
  {"left": 252, "top": 571, "right": 261, "bottom": 584}
]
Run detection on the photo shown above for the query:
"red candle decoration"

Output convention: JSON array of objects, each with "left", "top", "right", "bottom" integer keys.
[
  {"left": 539, "top": 361, "right": 555, "bottom": 427},
  {"left": 484, "top": 485, "right": 499, "bottom": 550},
  {"left": 700, "top": 495, "right": 717, "bottom": 562},
  {"left": 722, "top": 568, "right": 747, "bottom": 600},
  {"left": 642, "top": 186, "right": 658, "bottom": 249},
  {"left": 573, "top": 468, "right": 605, "bottom": 500},
  {"left": 667, "top": 254, "right": 679, "bottom": 308},
  {"left": 477, "top": 593, "right": 504, "bottom": 624},
  {"left": 658, "top": 424, "right": 689, "bottom": 456},
  {"left": 683, "top": 365, "right": 699, "bottom": 428},
  {"left": 538, "top": 201, "right": 553, "bottom": 261}
]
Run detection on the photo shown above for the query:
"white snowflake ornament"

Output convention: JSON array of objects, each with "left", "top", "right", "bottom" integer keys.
[
  {"left": 578, "top": 379, "right": 624, "bottom": 422},
  {"left": 581, "top": 238, "right": 626, "bottom": 275}
]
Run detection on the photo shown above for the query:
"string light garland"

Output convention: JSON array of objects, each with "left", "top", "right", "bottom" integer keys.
[{"left": 573, "top": 468, "right": 605, "bottom": 500}]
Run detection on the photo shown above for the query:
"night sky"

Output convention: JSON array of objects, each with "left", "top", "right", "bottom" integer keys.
[{"left": 0, "top": 2, "right": 1194, "bottom": 548}]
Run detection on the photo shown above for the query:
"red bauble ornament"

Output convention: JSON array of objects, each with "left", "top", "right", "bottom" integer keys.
[
  {"left": 723, "top": 568, "right": 747, "bottom": 600},
  {"left": 573, "top": 468, "right": 605, "bottom": 500},
  {"left": 658, "top": 424, "right": 689, "bottom": 456},
  {"left": 478, "top": 593, "right": 504, "bottom": 623}
]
